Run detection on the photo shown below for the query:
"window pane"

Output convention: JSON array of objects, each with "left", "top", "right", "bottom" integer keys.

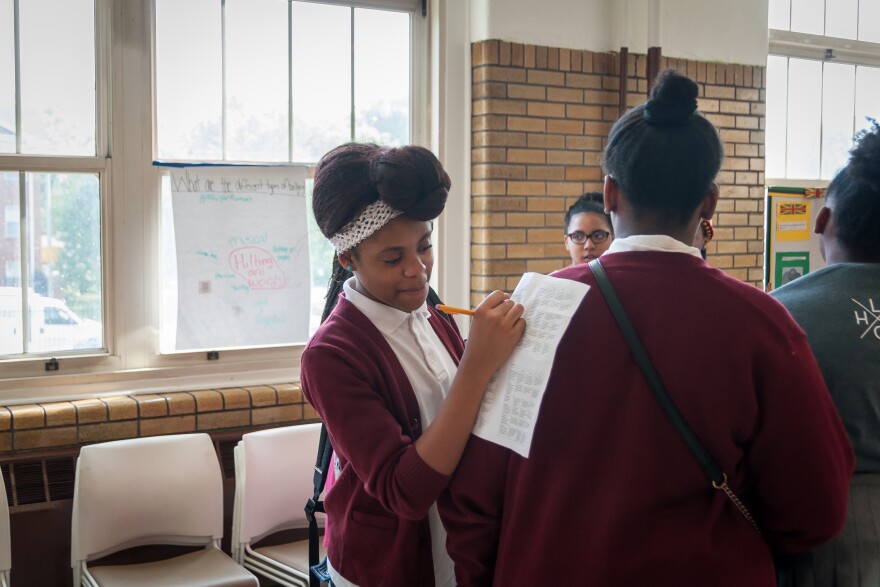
[
  {"left": 855, "top": 66, "right": 880, "bottom": 134},
  {"left": 0, "top": 0, "right": 14, "bottom": 154},
  {"left": 768, "top": 0, "right": 791, "bottom": 30},
  {"left": 859, "top": 0, "right": 880, "bottom": 42},
  {"left": 821, "top": 63, "right": 855, "bottom": 179},
  {"left": 354, "top": 8, "right": 410, "bottom": 146},
  {"left": 225, "top": 0, "right": 289, "bottom": 163},
  {"left": 156, "top": 0, "right": 222, "bottom": 160},
  {"left": 0, "top": 173, "right": 22, "bottom": 355},
  {"left": 766, "top": 56, "right": 789, "bottom": 177},
  {"left": 825, "top": 0, "right": 858, "bottom": 39},
  {"left": 790, "top": 0, "right": 824, "bottom": 35},
  {"left": 291, "top": 2, "right": 351, "bottom": 162},
  {"left": 786, "top": 59, "right": 822, "bottom": 179},
  {"left": 26, "top": 172, "right": 102, "bottom": 353},
  {"left": 19, "top": 0, "right": 95, "bottom": 156}
]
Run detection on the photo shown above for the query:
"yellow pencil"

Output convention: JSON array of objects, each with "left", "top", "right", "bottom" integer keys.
[{"left": 435, "top": 304, "right": 475, "bottom": 317}]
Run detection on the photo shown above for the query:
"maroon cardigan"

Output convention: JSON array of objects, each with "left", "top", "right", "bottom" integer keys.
[
  {"left": 440, "top": 252, "right": 854, "bottom": 587},
  {"left": 300, "top": 295, "right": 465, "bottom": 587}
]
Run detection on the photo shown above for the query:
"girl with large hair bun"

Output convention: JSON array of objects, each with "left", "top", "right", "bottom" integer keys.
[
  {"left": 441, "top": 70, "right": 853, "bottom": 586},
  {"left": 301, "top": 142, "right": 524, "bottom": 587},
  {"left": 772, "top": 120, "right": 880, "bottom": 585}
]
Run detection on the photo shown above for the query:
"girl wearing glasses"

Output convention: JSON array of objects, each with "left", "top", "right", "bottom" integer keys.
[{"left": 563, "top": 192, "right": 614, "bottom": 266}]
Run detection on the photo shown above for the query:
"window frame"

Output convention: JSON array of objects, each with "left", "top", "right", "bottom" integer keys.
[{"left": 0, "top": 0, "right": 429, "bottom": 401}]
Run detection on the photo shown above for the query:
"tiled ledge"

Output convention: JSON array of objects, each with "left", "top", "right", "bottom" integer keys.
[{"left": 0, "top": 383, "right": 317, "bottom": 453}]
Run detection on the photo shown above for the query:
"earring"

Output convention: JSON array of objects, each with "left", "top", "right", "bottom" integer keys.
[{"left": 346, "top": 264, "right": 353, "bottom": 271}]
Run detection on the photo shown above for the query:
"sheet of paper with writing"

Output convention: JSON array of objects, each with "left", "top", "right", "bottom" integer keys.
[{"left": 472, "top": 272, "right": 589, "bottom": 457}]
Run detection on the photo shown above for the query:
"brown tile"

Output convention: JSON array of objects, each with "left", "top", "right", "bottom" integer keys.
[
  {"left": 0, "top": 432, "right": 9, "bottom": 452},
  {"left": 247, "top": 385, "right": 278, "bottom": 408},
  {"left": 103, "top": 396, "right": 137, "bottom": 421},
  {"left": 190, "top": 390, "right": 223, "bottom": 412},
  {"left": 41, "top": 402, "right": 77, "bottom": 427},
  {"left": 252, "top": 405, "right": 302, "bottom": 426},
  {"left": 162, "top": 392, "right": 196, "bottom": 416},
  {"left": 140, "top": 415, "right": 196, "bottom": 437},
  {"left": 197, "top": 410, "right": 250, "bottom": 431},
  {"left": 134, "top": 394, "right": 168, "bottom": 418},
  {"left": 15, "top": 426, "right": 77, "bottom": 450},
  {"left": 78, "top": 421, "right": 138, "bottom": 444},
  {"left": 303, "top": 404, "right": 320, "bottom": 421},
  {"left": 72, "top": 399, "right": 107, "bottom": 424},
  {"left": 0, "top": 408, "right": 10, "bottom": 431},
  {"left": 275, "top": 383, "right": 303, "bottom": 405},
  {"left": 9, "top": 405, "right": 45, "bottom": 430},
  {"left": 220, "top": 387, "right": 251, "bottom": 410}
]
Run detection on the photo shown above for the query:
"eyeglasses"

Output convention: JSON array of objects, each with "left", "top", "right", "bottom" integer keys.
[{"left": 566, "top": 230, "right": 611, "bottom": 245}]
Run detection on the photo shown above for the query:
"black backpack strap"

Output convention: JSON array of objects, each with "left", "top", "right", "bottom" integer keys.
[
  {"left": 587, "top": 258, "right": 725, "bottom": 484},
  {"left": 305, "top": 424, "right": 333, "bottom": 586}
]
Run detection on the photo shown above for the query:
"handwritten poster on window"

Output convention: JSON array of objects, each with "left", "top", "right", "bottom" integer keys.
[{"left": 169, "top": 166, "right": 309, "bottom": 350}]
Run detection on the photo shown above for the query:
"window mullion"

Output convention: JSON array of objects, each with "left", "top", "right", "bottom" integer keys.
[
  {"left": 221, "top": 0, "right": 227, "bottom": 161},
  {"left": 13, "top": 0, "right": 21, "bottom": 154},
  {"left": 18, "top": 171, "right": 29, "bottom": 352},
  {"left": 288, "top": 1, "right": 294, "bottom": 163},
  {"left": 350, "top": 7, "right": 355, "bottom": 141}
]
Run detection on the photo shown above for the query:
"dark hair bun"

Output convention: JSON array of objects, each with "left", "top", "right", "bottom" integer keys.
[
  {"left": 643, "top": 69, "right": 699, "bottom": 126},
  {"left": 849, "top": 118, "right": 880, "bottom": 191},
  {"left": 370, "top": 146, "right": 451, "bottom": 221}
]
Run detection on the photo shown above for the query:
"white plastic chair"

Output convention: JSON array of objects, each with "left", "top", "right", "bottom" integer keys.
[
  {"left": 71, "top": 433, "right": 258, "bottom": 587},
  {"left": 231, "top": 423, "right": 325, "bottom": 587},
  {"left": 0, "top": 466, "right": 10, "bottom": 586}
]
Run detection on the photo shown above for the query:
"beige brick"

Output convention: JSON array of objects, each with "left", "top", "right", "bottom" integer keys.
[
  {"left": 473, "top": 99, "right": 527, "bottom": 116},
  {"left": 527, "top": 197, "right": 566, "bottom": 211},
  {"left": 163, "top": 392, "right": 196, "bottom": 415},
  {"left": 734, "top": 254, "right": 758, "bottom": 268},
  {"left": 507, "top": 181, "right": 546, "bottom": 196},
  {"left": 720, "top": 129, "right": 751, "bottom": 143},
  {"left": 473, "top": 41, "right": 499, "bottom": 66},
  {"left": 473, "top": 147, "right": 507, "bottom": 164},
  {"left": 524, "top": 44, "right": 536, "bottom": 69},
  {"left": 559, "top": 48, "right": 571, "bottom": 71},
  {"left": 472, "top": 276, "right": 508, "bottom": 291},
  {"left": 584, "top": 90, "right": 619, "bottom": 105},
  {"left": 716, "top": 241, "right": 748, "bottom": 254},
  {"left": 527, "top": 259, "right": 566, "bottom": 273},
  {"left": 583, "top": 121, "right": 612, "bottom": 136},
  {"left": 705, "top": 86, "right": 736, "bottom": 99},
  {"left": 471, "top": 180, "right": 507, "bottom": 196},
  {"left": 474, "top": 131, "right": 527, "bottom": 148},
  {"left": 142, "top": 415, "right": 197, "bottom": 437},
  {"left": 721, "top": 157, "right": 750, "bottom": 171},
  {"left": 736, "top": 88, "right": 760, "bottom": 102},
  {"left": 735, "top": 171, "right": 758, "bottom": 184},
  {"left": 566, "top": 136, "right": 603, "bottom": 151},
  {"left": 750, "top": 102, "right": 766, "bottom": 116},
  {"left": 734, "top": 227, "right": 758, "bottom": 240},
  {"left": 528, "top": 228, "right": 564, "bottom": 243},
  {"left": 474, "top": 66, "right": 526, "bottom": 84},
  {"left": 473, "top": 259, "right": 526, "bottom": 274},
  {"left": 528, "top": 134, "right": 566, "bottom": 149},
  {"left": 706, "top": 113, "right": 736, "bottom": 128},
  {"left": 253, "top": 405, "right": 303, "bottom": 426},
  {"left": 72, "top": 399, "right": 107, "bottom": 424},
  {"left": 507, "top": 148, "right": 547, "bottom": 164},
  {"left": 749, "top": 213, "right": 764, "bottom": 226},
  {"left": 511, "top": 43, "right": 524, "bottom": 67},
  {"left": 505, "top": 84, "right": 545, "bottom": 102},
  {"left": 473, "top": 82, "right": 507, "bottom": 100},
  {"left": 527, "top": 166, "right": 566, "bottom": 180},
  {"left": 472, "top": 228, "right": 526, "bottom": 244},
  {"left": 528, "top": 70, "right": 565, "bottom": 86},
  {"left": 506, "top": 212, "right": 547, "bottom": 227},
  {"left": 78, "top": 421, "right": 138, "bottom": 444},
  {"left": 748, "top": 268, "right": 765, "bottom": 283},
  {"left": 547, "top": 87, "right": 584, "bottom": 103},
  {"left": 473, "top": 115, "right": 507, "bottom": 131},
  {"left": 472, "top": 244, "right": 508, "bottom": 259},
  {"left": 546, "top": 119, "right": 584, "bottom": 134},
  {"left": 507, "top": 244, "right": 547, "bottom": 258},
  {"left": 508, "top": 117, "right": 546, "bottom": 132},
  {"left": 275, "top": 383, "right": 303, "bottom": 405},
  {"left": 750, "top": 131, "right": 765, "bottom": 143},
  {"left": 698, "top": 98, "right": 720, "bottom": 113},
  {"left": 15, "top": 427, "right": 77, "bottom": 450},
  {"left": 472, "top": 164, "right": 526, "bottom": 180},
  {"left": 198, "top": 410, "right": 250, "bottom": 431},
  {"left": 548, "top": 47, "right": 559, "bottom": 70},
  {"left": 9, "top": 405, "right": 45, "bottom": 430},
  {"left": 735, "top": 144, "right": 759, "bottom": 157},
  {"left": 736, "top": 116, "right": 759, "bottom": 129},
  {"left": 247, "top": 385, "right": 278, "bottom": 407},
  {"left": 546, "top": 150, "right": 583, "bottom": 165},
  {"left": 566, "top": 72, "right": 603, "bottom": 89},
  {"left": 719, "top": 100, "right": 750, "bottom": 115},
  {"left": 547, "top": 182, "right": 586, "bottom": 196},
  {"left": 571, "top": 50, "right": 582, "bottom": 72},
  {"left": 499, "top": 41, "right": 511, "bottom": 66},
  {"left": 528, "top": 101, "right": 566, "bottom": 118},
  {"left": 566, "top": 104, "right": 603, "bottom": 120},
  {"left": 725, "top": 268, "right": 749, "bottom": 281},
  {"left": 750, "top": 158, "right": 765, "bottom": 171},
  {"left": 473, "top": 196, "right": 526, "bottom": 212},
  {"left": 734, "top": 199, "right": 760, "bottom": 212},
  {"left": 717, "top": 212, "right": 749, "bottom": 226},
  {"left": 471, "top": 212, "right": 506, "bottom": 228},
  {"left": 565, "top": 167, "right": 602, "bottom": 181},
  {"left": 41, "top": 403, "right": 76, "bottom": 427}
]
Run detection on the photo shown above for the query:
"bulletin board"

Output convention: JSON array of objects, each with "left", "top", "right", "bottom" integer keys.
[{"left": 765, "top": 186, "right": 827, "bottom": 292}]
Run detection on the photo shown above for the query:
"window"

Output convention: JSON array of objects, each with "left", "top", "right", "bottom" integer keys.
[
  {"left": 767, "top": 0, "right": 880, "bottom": 179},
  {"left": 155, "top": 0, "right": 415, "bottom": 351},
  {"left": 0, "top": 0, "right": 106, "bottom": 358},
  {"left": 0, "top": 0, "right": 424, "bottom": 397}
]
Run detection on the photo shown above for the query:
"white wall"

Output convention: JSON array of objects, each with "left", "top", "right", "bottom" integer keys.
[{"left": 471, "top": 0, "right": 770, "bottom": 66}]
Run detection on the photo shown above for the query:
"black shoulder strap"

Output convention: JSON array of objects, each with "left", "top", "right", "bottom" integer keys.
[
  {"left": 587, "top": 258, "right": 725, "bottom": 486},
  {"left": 305, "top": 425, "right": 333, "bottom": 586}
]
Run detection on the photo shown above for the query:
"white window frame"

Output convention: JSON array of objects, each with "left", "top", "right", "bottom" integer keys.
[{"left": 0, "top": 0, "right": 429, "bottom": 402}]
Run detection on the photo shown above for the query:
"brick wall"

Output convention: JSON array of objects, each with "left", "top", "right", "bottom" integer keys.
[{"left": 470, "top": 40, "right": 766, "bottom": 305}]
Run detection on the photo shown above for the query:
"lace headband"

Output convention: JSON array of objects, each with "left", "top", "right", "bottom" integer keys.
[{"left": 329, "top": 199, "right": 404, "bottom": 253}]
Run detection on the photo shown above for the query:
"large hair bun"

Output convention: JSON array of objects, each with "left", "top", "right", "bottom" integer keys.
[
  {"left": 643, "top": 69, "right": 699, "bottom": 126},
  {"left": 370, "top": 146, "right": 451, "bottom": 221},
  {"left": 849, "top": 118, "right": 880, "bottom": 191}
]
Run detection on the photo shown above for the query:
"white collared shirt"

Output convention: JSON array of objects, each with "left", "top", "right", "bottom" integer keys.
[
  {"left": 604, "top": 234, "right": 704, "bottom": 258},
  {"left": 328, "top": 278, "right": 457, "bottom": 587}
]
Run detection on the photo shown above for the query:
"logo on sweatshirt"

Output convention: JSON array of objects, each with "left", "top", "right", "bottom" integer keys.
[{"left": 853, "top": 298, "right": 880, "bottom": 340}]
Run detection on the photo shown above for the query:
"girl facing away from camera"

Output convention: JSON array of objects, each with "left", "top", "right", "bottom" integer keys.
[{"left": 300, "top": 143, "right": 524, "bottom": 587}]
